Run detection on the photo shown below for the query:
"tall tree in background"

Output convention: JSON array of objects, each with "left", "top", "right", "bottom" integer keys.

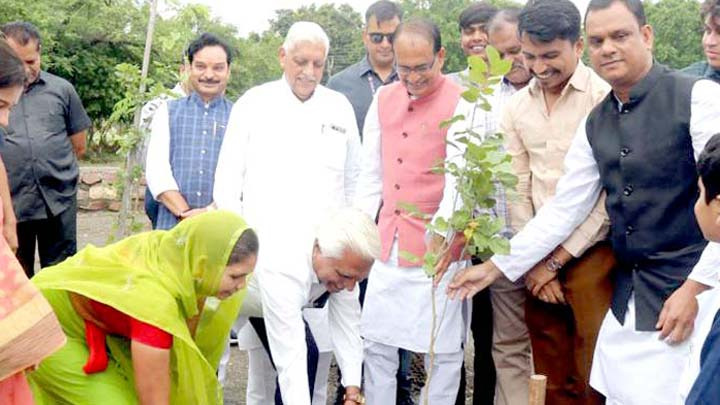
[
  {"left": 232, "top": 32, "right": 284, "bottom": 93},
  {"left": 645, "top": 0, "right": 704, "bottom": 69}
]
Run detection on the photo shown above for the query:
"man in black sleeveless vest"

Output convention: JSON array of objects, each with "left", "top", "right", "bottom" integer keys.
[{"left": 447, "top": 0, "right": 720, "bottom": 403}]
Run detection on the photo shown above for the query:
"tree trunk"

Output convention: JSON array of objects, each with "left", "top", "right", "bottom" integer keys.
[{"left": 116, "top": 0, "right": 158, "bottom": 239}]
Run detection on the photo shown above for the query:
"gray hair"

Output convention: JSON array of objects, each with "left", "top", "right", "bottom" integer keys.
[
  {"left": 282, "top": 21, "right": 330, "bottom": 57},
  {"left": 488, "top": 7, "right": 521, "bottom": 35},
  {"left": 315, "top": 207, "right": 381, "bottom": 262}
]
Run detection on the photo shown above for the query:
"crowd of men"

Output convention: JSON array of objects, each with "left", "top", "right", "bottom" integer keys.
[{"left": 2, "top": 0, "right": 720, "bottom": 403}]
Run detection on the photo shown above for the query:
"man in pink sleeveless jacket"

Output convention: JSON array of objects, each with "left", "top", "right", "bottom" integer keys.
[{"left": 354, "top": 18, "right": 468, "bottom": 404}]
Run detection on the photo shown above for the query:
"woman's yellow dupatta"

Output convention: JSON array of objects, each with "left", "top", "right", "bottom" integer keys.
[{"left": 32, "top": 210, "right": 250, "bottom": 404}]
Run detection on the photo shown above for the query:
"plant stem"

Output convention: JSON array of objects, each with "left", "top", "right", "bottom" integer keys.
[{"left": 424, "top": 284, "right": 437, "bottom": 405}]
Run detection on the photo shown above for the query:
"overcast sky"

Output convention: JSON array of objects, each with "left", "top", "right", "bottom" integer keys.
[{"left": 182, "top": 0, "right": 591, "bottom": 37}]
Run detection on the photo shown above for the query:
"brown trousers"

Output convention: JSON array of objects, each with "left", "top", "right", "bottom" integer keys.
[{"left": 525, "top": 242, "right": 615, "bottom": 405}]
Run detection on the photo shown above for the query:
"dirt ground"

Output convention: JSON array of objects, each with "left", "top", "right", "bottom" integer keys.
[{"left": 75, "top": 211, "right": 477, "bottom": 404}]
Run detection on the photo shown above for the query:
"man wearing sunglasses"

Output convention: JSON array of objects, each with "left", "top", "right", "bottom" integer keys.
[
  {"left": 327, "top": 1, "right": 402, "bottom": 140},
  {"left": 354, "top": 18, "right": 468, "bottom": 404}
]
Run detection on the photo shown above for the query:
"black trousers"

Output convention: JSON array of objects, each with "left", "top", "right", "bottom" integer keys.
[
  {"left": 144, "top": 187, "right": 159, "bottom": 229},
  {"left": 250, "top": 317, "right": 319, "bottom": 405},
  {"left": 456, "top": 271, "right": 496, "bottom": 404},
  {"left": 16, "top": 199, "right": 77, "bottom": 278}
]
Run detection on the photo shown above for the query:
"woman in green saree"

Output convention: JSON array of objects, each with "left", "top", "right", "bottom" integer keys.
[{"left": 26, "top": 210, "right": 258, "bottom": 405}]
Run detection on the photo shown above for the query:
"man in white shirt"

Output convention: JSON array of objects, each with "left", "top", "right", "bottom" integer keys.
[
  {"left": 139, "top": 60, "right": 189, "bottom": 229},
  {"left": 213, "top": 21, "right": 363, "bottom": 405},
  {"left": 448, "top": 0, "right": 720, "bottom": 403},
  {"left": 237, "top": 208, "right": 379, "bottom": 405}
]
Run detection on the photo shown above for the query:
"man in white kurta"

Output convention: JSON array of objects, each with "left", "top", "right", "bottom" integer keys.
[
  {"left": 354, "top": 20, "right": 471, "bottom": 404},
  {"left": 233, "top": 222, "right": 372, "bottom": 405},
  {"left": 213, "top": 22, "right": 364, "bottom": 405}
]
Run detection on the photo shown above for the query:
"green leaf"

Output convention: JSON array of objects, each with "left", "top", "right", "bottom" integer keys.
[
  {"left": 461, "top": 87, "right": 480, "bottom": 103},
  {"left": 490, "top": 59, "right": 513, "bottom": 77},
  {"left": 468, "top": 55, "right": 488, "bottom": 80},
  {"left": 399, "top": 250, "right": 421, "bottom": 264},
  {"left": 440, "top": 114, "right": 465, "bottom": 129},
  {"left": 486, "top": 45, "right": 502, "bottom": 67},
  {"left": 486, "top": 78, "right": 502, "bottom": 88},
  {"left": 423, "top": 252, "right": 439, "bottom": 277},
  {"left": 488, "top": 237, "right": 511, "bottom": 255},
  {"left": 472, "top": 232, "right": 489, "bottom": 249},
  {"left": 396, "top": 202, "right": 431, "bottom": 220},
  {"left": 484, "top": 150, "right": 507, "bottom": 165},
  {"left": 431, "top": 216, "right": 450, "bottom": 233}
]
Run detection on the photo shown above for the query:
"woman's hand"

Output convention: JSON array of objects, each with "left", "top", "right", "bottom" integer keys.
[{"left": 132, "top": 340, "right": 171, "bottom": 405}]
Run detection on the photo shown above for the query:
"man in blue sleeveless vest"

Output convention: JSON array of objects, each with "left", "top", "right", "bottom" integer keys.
[
  {"left": 447, "top": 0, "right": 720, "bottom": 403},
  {"left": 145, "top": 33, "right": 233, "bottom": 230}
]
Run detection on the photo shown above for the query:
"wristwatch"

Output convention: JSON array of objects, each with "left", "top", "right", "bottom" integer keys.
[
  {"left": 544, "top": 254, "right": 564, "bottom": 273},
  {"left": 343, "top": 392, "right": 366, "bottom": 404}
]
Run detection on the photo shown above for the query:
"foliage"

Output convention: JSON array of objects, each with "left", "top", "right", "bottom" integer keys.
[
  {"left": 397, "top": 48, "right": 514, "bottom": 404},
  {"left": 232, "top": 33, "right": 284, "bottom": 95},
  {"left": 400, "top": 48, "right": 515, "bottom": 277},
  {"left": 645, "top": 0, "right": 704, "bottom": 69}
]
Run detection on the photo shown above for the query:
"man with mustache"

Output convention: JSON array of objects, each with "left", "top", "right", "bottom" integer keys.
[
  {"left": 353, "top": 18, "right": 468, "bottom": 404},
  {"left": 214, "top": 22, "right": 363, "bottom": 405},
  {"left": 682, "top": 0, "right": 720, "bottom": 83},
  {"left": 483, "top": 0, "right": 614, "bottom": 403},
  {"left": 448, "top": 0, "right": 720, "bottom": 403},
  {"left": 145, "top": 32, "right": 233, "bottom": 230}
]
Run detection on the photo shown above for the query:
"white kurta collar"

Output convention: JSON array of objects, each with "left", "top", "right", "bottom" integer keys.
[{"left": 279, "top": 74, "right": 321, "bottom": 106}]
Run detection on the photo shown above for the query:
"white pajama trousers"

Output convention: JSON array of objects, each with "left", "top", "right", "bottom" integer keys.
[
  {"left": 245, "top": 347, "right": 332, "bottom": 405},
  {"left": 364, "top": 340, "right": 463, "bottom": 404},
  {"left": 590, "top": 292, "right": 719, "bottom": 405}
]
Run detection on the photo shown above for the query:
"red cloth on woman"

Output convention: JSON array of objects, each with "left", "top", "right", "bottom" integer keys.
[
  {"left": 88, "top": 300, "right": 172, "bottom": 349},
  {"left": 82, "top": 300, "right": 172, "bottom": 374}
]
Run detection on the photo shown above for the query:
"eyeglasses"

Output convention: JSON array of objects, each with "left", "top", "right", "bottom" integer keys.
[
  {"left": 368, "top": 32, "right": 394, "bottom": 44},
  {"left": 396, "top": 55, "right": 437, "bottom": 75}
]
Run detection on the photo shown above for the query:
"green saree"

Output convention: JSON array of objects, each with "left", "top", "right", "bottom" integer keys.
[{"left": 27, "top": 210, "right": 251, "bottom": 405}]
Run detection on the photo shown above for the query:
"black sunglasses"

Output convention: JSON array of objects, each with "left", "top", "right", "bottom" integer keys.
[{"left": 368, "top": 32, "right": 394, "bottom": 44}]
